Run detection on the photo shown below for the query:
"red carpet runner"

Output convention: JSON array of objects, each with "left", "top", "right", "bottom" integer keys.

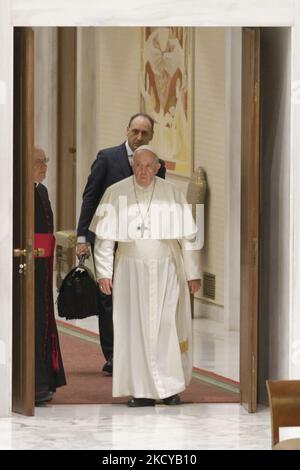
[{"left": 52, "top": 323, "right": 240, "bottom": 405}]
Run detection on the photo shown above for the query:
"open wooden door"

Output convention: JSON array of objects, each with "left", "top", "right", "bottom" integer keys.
[
  {"left": 240, "top": 27, "right": 260, "bottom": 413},
  {"left": 12, "top": 27, "right": 35, "bottom": 415}
]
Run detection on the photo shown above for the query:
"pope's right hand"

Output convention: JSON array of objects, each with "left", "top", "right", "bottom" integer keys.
[
  {"left": 98, "top": 278, "right": 113, "bottom": 295},
  {"left": 76, "top": 242, "right": 91, "bottom": 258}
]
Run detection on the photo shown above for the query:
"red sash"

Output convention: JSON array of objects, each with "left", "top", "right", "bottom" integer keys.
[
  {"left": 34, "top": 233, "right": 55, "bottom": 258},
  {"left": 34, "top": 232, "right": 59, "bottom": 372}
]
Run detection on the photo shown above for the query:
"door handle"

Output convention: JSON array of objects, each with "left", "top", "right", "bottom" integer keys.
[
  {"left": 33, "top": 248, "right": 45, "bottom": 257},
  {"left": 13, "top": 248, "right": 27, "bottom": 257},
  {"left": 13, "top": 247, "right": 45, "bottom": 257}
]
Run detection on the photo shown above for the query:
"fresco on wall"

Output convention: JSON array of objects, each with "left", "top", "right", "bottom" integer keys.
[{"left": 141, "top": 27, "right": 193, "bottom": 177}]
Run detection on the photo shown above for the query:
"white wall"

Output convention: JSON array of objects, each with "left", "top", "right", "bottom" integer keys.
[
  {"left": 267, "top": 29, "right": 291, "bottom": 380},
  {"left": 191, "top": 28, "right": 241, "bottom": 331},
  {"left": 291, "top": 0, "right": 300, "bottom": 381},
  {"left": 76, "top": 27, "right": 141, "bottom": 220},
  {"left": 34, "top": 27, "right": 58, "bottom": 226},
  {"left": 96, "top": 28, "right": 141, "bottom": 148},
  {"left": 259, "top": 28, "right": 291, "bottom": 392},
  {"left": 76, "top": 27, "right": 229, "bottom": 324},
  {"left": 223, "top": 28, "right": 241, "bottom": 331},
  {"left": 0, "top": 0, "right": 13, "bottom": 418},
  {"left": 163, "top": 28, "right": 230, "bottom": 325},
  {"left": 11, "top": 0, "right": 294, "bottom": 27},
  {"left": 76, "top": 28, "right": 100, "bottom": 221},
  {"left": 193, "top": 28, "right": 226, "bottom": 310}
]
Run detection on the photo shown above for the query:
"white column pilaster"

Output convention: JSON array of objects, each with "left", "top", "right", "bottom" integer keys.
[
  {"left": 224, "top": 27, "right": 242, "bottom": 331},
  {"left": 0, "top": 0, "right": 13, "bottom": 417}
]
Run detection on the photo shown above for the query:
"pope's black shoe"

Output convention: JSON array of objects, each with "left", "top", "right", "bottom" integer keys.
[
  {"left": 102, "top": 356, "right": 113, "bottom": 374},
  {"left": 163, "top": 394, "right": 181, "bottom": 405},
  {"left": 127, "top": 397, "right": 156, "bottom": 407},
  {"left": 35, "top": 391, "right": 54, "bottom": 405}
]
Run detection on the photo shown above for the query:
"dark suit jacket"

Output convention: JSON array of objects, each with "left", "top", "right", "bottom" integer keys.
[{"left": 77, "top": 142, "right": 166, "bottom": 242}]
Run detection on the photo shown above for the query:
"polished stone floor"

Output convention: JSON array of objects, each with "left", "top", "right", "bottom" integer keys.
[
  {"left": 0, "top": 403, "right": 271, "bottom": 450},
  {"left": 0, "top": 318, "right": 287, "bottom": 450},
  {"left": 65, "top": 317, "right": 240, "bottom": 381},
  {"left": 192, "top": 318, "right": 239, "bottom": 381}
]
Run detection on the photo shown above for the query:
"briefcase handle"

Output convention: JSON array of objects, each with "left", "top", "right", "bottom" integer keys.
[{"left": 78, "top": 255, "right": 87, "bottom": 267}]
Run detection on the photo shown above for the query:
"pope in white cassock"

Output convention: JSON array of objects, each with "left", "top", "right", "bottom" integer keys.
[{"left": 91, "top": 145, "right": 202, "bottom": 407}]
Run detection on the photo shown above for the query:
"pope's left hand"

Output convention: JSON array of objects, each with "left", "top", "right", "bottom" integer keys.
[{"left": 188, "top": 279, "right": 201, "bottom": 294}]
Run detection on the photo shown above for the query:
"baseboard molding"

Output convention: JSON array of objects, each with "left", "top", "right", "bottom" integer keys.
[{"left": 193, "top": 297, "right": 224, "bottom": 323}]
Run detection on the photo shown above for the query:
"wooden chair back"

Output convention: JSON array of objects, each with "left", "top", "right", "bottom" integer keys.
[{"left": 266, "top": 380, "right": 300, "bottom": 447}]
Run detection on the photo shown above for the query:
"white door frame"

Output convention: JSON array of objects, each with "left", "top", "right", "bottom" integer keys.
[{"left": 1, "top": 0, "right": 300, "bottom": 417}]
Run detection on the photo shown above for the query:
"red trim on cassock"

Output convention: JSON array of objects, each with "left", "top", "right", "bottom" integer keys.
[
  {"left": 34, "top": 233, "right": 55, "bottom": 258},
  {"left": 35, "top": 232, "right": 59, "bottom": 372}
]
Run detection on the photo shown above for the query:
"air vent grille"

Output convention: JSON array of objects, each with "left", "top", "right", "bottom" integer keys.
[{"left": 203, "top": 272, "right": 216, "bottom": 300}]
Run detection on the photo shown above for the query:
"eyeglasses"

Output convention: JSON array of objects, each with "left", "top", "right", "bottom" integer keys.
[{"left": 34, "top": 158, "right": 49, "bottom": 166}]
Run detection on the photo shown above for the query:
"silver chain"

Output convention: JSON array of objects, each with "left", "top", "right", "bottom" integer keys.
[{"left": 133, "top": 178, "right": 156, "bottom": 237}]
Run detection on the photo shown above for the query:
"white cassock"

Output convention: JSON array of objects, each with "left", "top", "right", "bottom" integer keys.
[{"left": 91, "top": 176, "right": 202, "bottom": 399}]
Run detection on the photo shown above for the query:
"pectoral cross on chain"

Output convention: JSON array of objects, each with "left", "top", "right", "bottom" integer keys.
[
  {"left": 137, "top": 222, "right": 149, "bottom": 238},
  {"left": 133, "top": 178, "right": 156, "bottom": 239}
]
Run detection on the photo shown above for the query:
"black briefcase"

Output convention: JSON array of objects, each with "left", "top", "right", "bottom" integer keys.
[{"left": 57, "top": 256, "right": 99, "bottom": 319}]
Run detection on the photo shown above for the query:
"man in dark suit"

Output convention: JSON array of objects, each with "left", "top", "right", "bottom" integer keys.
[{"left": 76, "top": 113, "right": 166, "bottom": 374}]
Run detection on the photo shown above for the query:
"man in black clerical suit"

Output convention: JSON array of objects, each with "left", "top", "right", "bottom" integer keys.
[
  {"left": 34, "top": 148, "right": 66, "bottom": 404},
  {"left": 76, "top": 113, "right": 166, "bottom": 374}
]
